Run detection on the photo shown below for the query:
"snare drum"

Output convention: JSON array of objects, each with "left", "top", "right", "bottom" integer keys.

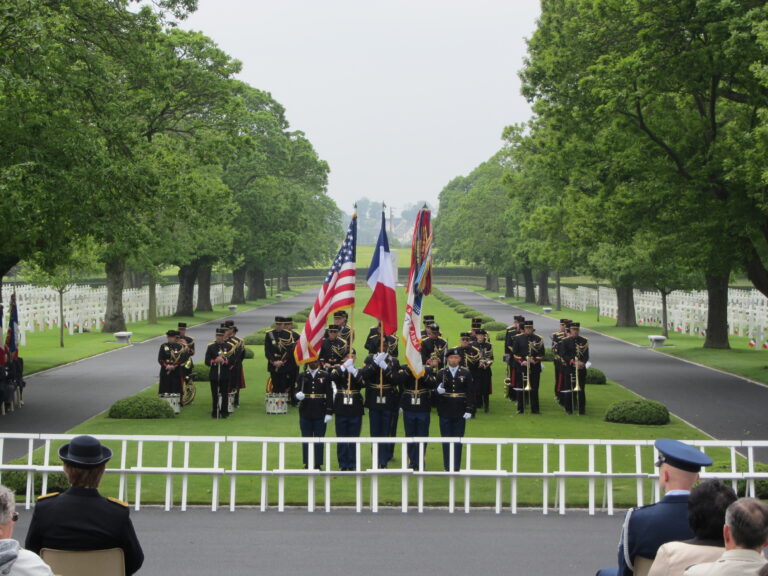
[
  {"left": 161, "top": 393, "right": 181, "bottom": 415},
  {"left": 265, "top": 393, "right": 289, "bottom": 414},
  {"left": 227, "top": 391, "right": 237, "bottom": 413}
]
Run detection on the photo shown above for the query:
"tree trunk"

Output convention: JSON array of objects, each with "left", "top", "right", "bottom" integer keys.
[
  {"left": 615, "top": 285, "right": 637, "bottom": 327},
  {"left": 125, "top": 269, "right": 144, "bottom": 289},
  {"left": 148, "top": 274, "right": 157, "bottom": 324},
  {"left": 102, "top": 259, "right": 127, "bottom": 333},
  {"left": 536, "top": 269, "right": 550, "bottom": 306},
  {"left": 196, "top": 263, "right": 213, "bottom": 312},
  {"left": 661, "top": 290, "right": 669, "bottom": 338},
  {"left": 231, "top": 266, "right": 246, "bottom": 305},
  {"left": 522, "top": 267, "right": 535, "bottom": 303},
  {"left": 555, "top": 270, "right": 562, "bottom": 311},
  {"left": 175, "top": 262, "right": 199, "bottom": 317},
  {"left": 485, "top": 274, "right": 499, "bottom": 292},
  {"left": 58, "top": 289, "right": 65, "bottom": 348},
  {"left": 704, "top": 272, "right": 730, "bottom": 349},
  {"left": 504, "top": 275, "right": 515, "bottom": 298},
  {"left": 278, "top": 272, "right": 290, "bottom": 292},
  {"left": 247, "top": 267, "right": 267, "bottom": 300}
]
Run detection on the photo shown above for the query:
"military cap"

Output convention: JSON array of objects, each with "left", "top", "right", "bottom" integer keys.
[
  {"left": 283, "top": 317, "right": 293, "bottom": 323},
  {"left": 333, "top": 310, "right": 348, "bottom": 319},
  {"left": 514, "top": 315, "right": 525, "bottom": 322},
  {"left": 471, "top": 319, "right": 483, "bottom": 329},
  {"left": 559, "top": 318, "right": 569, "bottom": 324},
  {"left": 274, "top": 316, "right": 285, "bottom": 323},
  {"left": 223, "top": 320, "right": 235, "bottom": 327},
  {"left": 429, "top": 323, "right": 440, "bottom": 332},
  {"left": 524, "top": 320, "right": 534, "bottom": 327},
  {"left": 327, "top": 325, "right": 340, "bottom": 332},
  {"left": 215, "top": 328, "right": 226, "bottom": 335},
  {"left": 59, "top": 435, "right": 112, "bottom": 469},
  {"left": 475, "top": 328, "right": 487, "bottom": 335},
  {"left": 445, "top": 347, "right": 461, "bottom": 357},
  {"left": 177, "top": 322, "right": 187, "bottom": 329},
  {"left": 166, "top": 329, "right": 179, "bottom": 337},
  {"left": 570, "top": 322, "right": 581, "bottom": 328},
  {"left": 654, "top": 438, "right": 712, "bottom": 473},
  {"left": 460, "top": 332, "right": 472, "bottom": 339},
  {"left": 423, "top": 315, "right": 435, "bottom": 322}
]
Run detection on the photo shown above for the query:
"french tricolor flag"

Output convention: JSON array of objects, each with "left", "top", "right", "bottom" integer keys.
[{"left": 364, "top": 211, "right": 398, "bottom": 336}]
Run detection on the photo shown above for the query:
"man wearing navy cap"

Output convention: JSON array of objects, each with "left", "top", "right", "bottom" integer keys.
[
  {"left": 25, "top": 435, "right": 144, "bottom": 575},
  {"left": 596, "top": 438, "right": 713, "bottom": 576}
]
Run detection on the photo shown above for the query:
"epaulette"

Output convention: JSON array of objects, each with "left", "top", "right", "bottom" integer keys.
[
  {"left": 107, "top": 496, "right": 129, "bottom": 507},
  {"left": 208, "top": 340, "right": 217, "bottom": 346},
  {"left": 37, "top": 492, "right": 60, "bottom": 501},
  {"left": 506, "top": 325, "right": 515, "bottom": 331}
]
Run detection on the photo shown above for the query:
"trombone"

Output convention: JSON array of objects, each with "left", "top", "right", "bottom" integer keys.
[
  {"left": 572, "top": 357, "right": 582, "bottom": 416},
  {"left": 524, "top": 353, "right": 532, "bottom": 413}
]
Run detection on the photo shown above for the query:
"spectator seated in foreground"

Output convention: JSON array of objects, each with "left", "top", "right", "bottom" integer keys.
[{"left": 0, "top": 484, "right": 53, "bottom": 575}]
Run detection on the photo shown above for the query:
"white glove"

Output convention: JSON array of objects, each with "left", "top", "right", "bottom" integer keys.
[
  {"left": 348, "top": 367, "right": 359, "bottom": 377},
  {"left": 540, "top": 363, "right": 545, "bottom": 371},
  {"left": 463, "top": 412, "right": 472, "bottom": 420},
  {"left": 585, "top": 361, "right": 592, "bottom": 369},
  {"left": 436, "top": 384, "right": 446, "bottom": 395},
  {"left": 343, "top": 358, "right": 355, "bottom": 369},
  {"left": 376, "top": 359, "right": 388, "bottom": 369},
  {"left": 339, "top": 364, "right": 347, "bottom": 372},
  {"left": 295, "top": 391, "right": 305, "bottom": 401},
  {"left": 399, "top": 407, "right": 404, "bottom": 415},
  {"left": 374, "top": 352, "right": 388, "bottom": 364},
  {"left": 324, "top": 414, "right": 332, "bottom": 424}
]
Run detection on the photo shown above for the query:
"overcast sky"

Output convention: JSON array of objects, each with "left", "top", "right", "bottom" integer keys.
[{"left": 182, "top": 1, "right": 541, "bottom": 214}]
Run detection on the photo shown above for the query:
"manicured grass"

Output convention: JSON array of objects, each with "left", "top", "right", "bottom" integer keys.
[
  {"left": 32, "top": 286, "right": 722, "bottom": 508},
  {"left": 476, "top": 289, "right": 768, "bottom": 386},
  {"left": 18, "top": 292, "right": 297, "bottom": 376}
]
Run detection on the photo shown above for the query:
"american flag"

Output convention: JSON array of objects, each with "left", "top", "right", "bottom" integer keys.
[{"left": 294, "top": 216, "right": 357, "bottom": 364}]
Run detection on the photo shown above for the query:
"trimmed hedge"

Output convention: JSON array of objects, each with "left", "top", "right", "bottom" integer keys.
[
  {"left": 192, "top": 363, "right": 210, "bottom": 382},
  {"left": 462, "top": 310, "right": 482, "bottom": 319},
  {"left": 543, "top": 348, "right": 554, "bottom": 362},
  {"left": 292, "top": 314, "right": 308, "bottom": 324},
  {"left": 604, "top": 399, "right": 670, "bottom": 425},
  {"left": 244, "top": 331, "right": 267, "bottom": 346},
  {"left": 2, "top": 470, "right": 69, "bottom": 495},
  {"left": 484, "top": 321, "right": 507, "bottom": 332},
  {"left": 454, "top": 305, "right": 470, "bottom": 314},
  {"left": 479, "top": 315, "right": 495, "bottom": 324},
  {"left": 109, "top": 395, "right": 175, "bottom": 419},
  {"left": 495, "top": 332, "right": 506, "bottom": 341},
  {"left": 710, "top": 461, "right": 768, "bottom": 499},
  {"left": 586, "top": 367, "right": 607, "bottom": 384},
  {"left": 243, "top": 347, "right": 255, "bottom": 359}
]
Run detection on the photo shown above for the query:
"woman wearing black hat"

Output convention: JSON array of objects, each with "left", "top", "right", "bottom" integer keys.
[{"left": 25, "top": 436, "right": 144, "bottom": 575}]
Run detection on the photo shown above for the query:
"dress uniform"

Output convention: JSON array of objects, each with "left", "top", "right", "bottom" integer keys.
[
  {"left": 223, "top": 322, "right": 245, "bottom": 407},
  {"left": 364, "top": 325, "right": 399, "bottom": 357},
  {"left": 395, "top": 363, "right": 436, "bottom": 470},
  {"left": 420, "top": 315, "right": 436, "bottom": 339},
  {"left": 458, "top": 333, "right": 481, "bottom": 415},
  {"left": 319, "top": 326, "right": 349, "bottom": 369},
  {"left": 330, "top": 351, "right": 364, "bottom": 471},
  {"left": 265, "top": 317, "right": 296, "bottom": 394},
  {"left": 294, "top": 362, "right": 334, "bottom": 468},
  {"left": 420, "top": 324, "right": 447, "bottom": 369},
  {"left": 551, "top": 319, "right": 570, "bottom": 404},
  {"left": 362, "top": 353, "right": 399, "bottom": 468},
  {"left": 596, "top": 439, "right": 713, "bottom": 576},
  {"left": 25, "top": 436, "right": 144, "bottom": 575},
  {"left": 157, "top": 330, "right": 184, "bottom": 395},
  {"left": 177, "top": 322, "right": 195, "bottom": 384},
  {"left": 327, "top": 310, "right": 355, "bottom": 346},
  {"left": 474, "top": 329, "right": 494, "bottom": 413},
  {"left": 205, "top": 328, "right": 232, "bottom": 418},
  {"left": 435, "top": 348, "right": 474, "bottom": 471},
  {"left": 503, "top": 316, "right": 525, "bottom": 399},
  {"left": 560, "top": 322, "right": 589, "bottom": 414},
  {"left": 512, "top": 321, "right": 545, "bottom": 414}
]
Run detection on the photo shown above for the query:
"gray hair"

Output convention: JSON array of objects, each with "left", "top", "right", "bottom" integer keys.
[
  {"left": 0, "top": 485, "right": 15, "bottom": 525},
  {"left": 725, "top": 498, "right": 768, "bottom": 549}
]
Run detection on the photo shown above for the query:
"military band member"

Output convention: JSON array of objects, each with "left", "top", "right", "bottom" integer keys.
[
  {"left": 265, "top": 317, "right": 296, "bottom": 394},
  {"left": 469, "top": 318, "right": 483, "bottom": 342},
  {"left": 395, "top": 362, "right": 436, "bottom": 470},
  {"left": 560, "top": 322, "right": 589, "bottom": 415},
  {"left": 294, "top": 360, "right": 334, "bottom": 469},
  {"left": 551, "top": 319, "right": 570, "bottom": 405},
  {"left": 205, "top": 328, "right": 231, "bottom": 418},
  {"left": 319, "top": 325, "right": 349, "bottom": 369},
  {"left": 503, "top": 316, "right": 525, "bottom": 399},
  {"left": 421, "top": 315, "right": 436, "bottom": 339},
  {"left": 512, "top": 320, "right": 545, "bottom": 414},
  {"left": 158, "top": 330, "right": 184, "bottom": 396},
  {"left": 364, "top": 323, "right": 399, "bottom": 357},
  {"left": 329, "top": 349, "right": 364, "bottom": 471},
  {"left": 283, "top": 317, "right": 301, "bottom": 402},
  {"left": 362, "top": 352, "right": 399, "bottom": 468},
  {"left": 177, "top": 322, "right": 195, "bottom": 382},
  {"left": 474, "top": 328, "right": 494, "bottom": 413},
  {"left": 223, "top": 322, "right": 245, "bottom": 408},
  {"left": 435, "top": 347, "right": 474, "bottom": 471},
  {"left": 420, "top": 324, "right": 447, "bottom": 369},
  {"left": 458, "top": 332, "right": 481, "bottom": 415},
  {"left": 330, "top": 310, "right": 355, "bottom": 346}
]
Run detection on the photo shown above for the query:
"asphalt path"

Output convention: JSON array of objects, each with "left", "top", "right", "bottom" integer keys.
[
  {"left": 440, "top": 287, "right": 768, "bottom": 455},
  {"left": 0, "top": 290, "right": 316, "bottom": 461},
  {"left": 12, "top": 507, "right": 621, "bottom": 576}
]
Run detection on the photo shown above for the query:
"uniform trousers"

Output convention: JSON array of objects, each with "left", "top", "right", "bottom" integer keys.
[
  {"left": 368, "top": 409, "right": 395, "bottom": 467},
  {"left": 439, "top": 416, "right": 465, "bottom": 471},
  {"left": 299, "top": 417, "right": 327, "bottom": 468},
  {"left": 403, "top": 410, "right": 430, "bottom": 469},
  {"left": 335, "top": 415, "right": 362, "bottom": 470},
  {"left": 210, "top": 380, "right": 229, "bottom": 417}
]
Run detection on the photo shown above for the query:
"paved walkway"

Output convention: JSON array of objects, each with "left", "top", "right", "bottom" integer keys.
[
  {"left": 0, "top": 291, "right": 316, "bottom": 461},
  {"left": 440, "top": 287, "right": 768, "bottom": 455}
]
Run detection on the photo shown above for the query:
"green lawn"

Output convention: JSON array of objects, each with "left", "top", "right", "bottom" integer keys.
[
  {"left": 18, "top": 291, "right": 296, "bottom": 375},
  {"left": 18, "top": 286, "right": 722, "bottom": 508}
]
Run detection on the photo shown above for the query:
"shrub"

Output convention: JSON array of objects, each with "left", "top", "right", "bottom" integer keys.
[
  {"left": 495, "top": 332, "right": 506, "bottom": 341},
  {"left": 543, "top": 348, "right": 554, "bottom": 362},
  {"left": 586, "top": 367, "right": 607, "bottom": 384},
  {"left": 192, "top": 363, "right": 210, "bottom": 382},
  {"left": 292, "top": 314, "right": 308, "bottom": 324},
  {"left": 243, "top": 346, "right": 255, "bottom": 359},
  {"left": 244, "top": 332, "right": 267, "bottom": 346},
  {"left": 484, "top": 321, "right": 507, "bottom": 332},
  {"left": 109, "top": 395, "right": 175, "bottom": 419},
  {"left": 454, "top": 306, "right": 469, "bottom": 314},
  {"left": 709, "top": 461, "right": 768, "bottom": 499},
  {"left": 2, "top": 470, "right": 69, "bottom": 495},
  {"left": 479, "top": 315, "right": 495, "bottom": 324},
  {"left": 604, "top": 399, "right": 670, "bottom": 426},
  {"left": 462, "top": 310, "right": 481, "bottom": 319}
]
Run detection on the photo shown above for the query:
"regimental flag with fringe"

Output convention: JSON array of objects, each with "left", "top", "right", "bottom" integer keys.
[
  {"left": 363, "top": 211, "right": 398, "bottom": 336},
  {"left": 401, "top": 208, "right": 432, "bottom": 377},
  {"left": 294, "top": 216, "right": 357, "bottom": 365}
]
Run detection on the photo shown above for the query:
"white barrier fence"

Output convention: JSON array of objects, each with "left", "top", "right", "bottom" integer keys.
[
  {"left": 2, "top": 283, "right": 233, "bottom": 340},
  {"left": 1, "top": 434, "right": 765, "bottom": 515}
]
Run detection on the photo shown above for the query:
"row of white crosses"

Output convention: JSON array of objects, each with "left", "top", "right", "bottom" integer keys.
[{"left": 1, "top": 283, "right": 233, "bottom": 342}]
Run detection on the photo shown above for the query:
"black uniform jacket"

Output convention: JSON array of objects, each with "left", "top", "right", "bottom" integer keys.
[
  {"left": 435, "top": 366, "right": 475, "bottom": 418},
  {"left": 25, "top": 486, "right": 144, "bottom": 575},
  {"left": 295, "top": 368, "right": 334, "bottom": 419}
]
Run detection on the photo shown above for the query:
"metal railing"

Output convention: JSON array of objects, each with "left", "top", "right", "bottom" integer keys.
[{"left": 1, "top": 434, "right": 765, "bottom": 515}]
